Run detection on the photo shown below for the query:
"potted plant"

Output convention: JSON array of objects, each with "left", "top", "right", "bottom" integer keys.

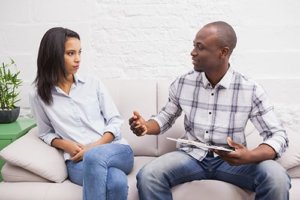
[{"left": 0, "top": 58, "right": 22, "bottom": 123}]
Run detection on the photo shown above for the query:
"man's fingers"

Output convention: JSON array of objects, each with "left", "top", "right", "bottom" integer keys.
[
  {"left": 133, "top": 111, "right": 141, "bottom": 119},
  {"left": 129, "top": 111, "right": 147, "bottom": 137},
  {"left": 132, "top": 125, "right": 147, "bottom": 136},
  {"left": 129, "top": 111, "right": 141, "bottom": 125},
  {"left": 227, "top": 137, "right": 243, "bottom": 149}
]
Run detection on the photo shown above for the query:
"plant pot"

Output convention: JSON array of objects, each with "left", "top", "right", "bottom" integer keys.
[{"left": 0, "top": 107, "right": 20, "bottom": 123}]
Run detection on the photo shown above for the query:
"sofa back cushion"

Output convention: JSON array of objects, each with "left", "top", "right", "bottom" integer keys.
[
  {"left": 104, "top": 80, "right": 158, "bottom": 156},
  {"left": 156, "top": 80, "right": 185, "bottom": 156}
]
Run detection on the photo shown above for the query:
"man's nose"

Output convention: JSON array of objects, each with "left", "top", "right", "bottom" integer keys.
[{"left": 191, "top": 49, "right": 197, "bottom": 57}]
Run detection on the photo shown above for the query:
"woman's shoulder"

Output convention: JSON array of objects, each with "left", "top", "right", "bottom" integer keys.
[
  {"left": 28, "top": 85, "right": 38, "bottom": 99},
  {"left": 76, "top": 74, "right": 103, "bottom": 85}
]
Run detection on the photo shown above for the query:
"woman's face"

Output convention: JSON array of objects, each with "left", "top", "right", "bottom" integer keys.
[{"left": 64, "top": 37, "right": 81, "bottom": 77}]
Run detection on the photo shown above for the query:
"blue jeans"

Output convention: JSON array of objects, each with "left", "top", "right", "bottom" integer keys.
[
  {"left": 137, "top": 150, "right": 291, "bottom": 200},
  {"left": 66, "top": 143, "right": 134, "bottom": 200}
]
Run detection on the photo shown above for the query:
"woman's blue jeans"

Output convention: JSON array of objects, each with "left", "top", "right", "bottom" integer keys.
[
  {"left": 137, "top": 150, "right": 291, "bottom": 200},
  {"left": 66, "top": 143, "right": 134, "bottom": 200}
]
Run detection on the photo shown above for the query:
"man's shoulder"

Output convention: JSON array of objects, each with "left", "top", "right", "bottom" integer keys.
[
  {"left": 176, "top": 70, "right": 199, "bottom": 81},
  {"left": 169, "top": 70, "right": 199, "bottom": 86},
  {"left": 232, "top": 69, "right": 259, "bottom": 87}
]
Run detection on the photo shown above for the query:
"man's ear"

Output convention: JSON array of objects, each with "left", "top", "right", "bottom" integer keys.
[{"left": 220, "top": 47, "right": 230, "bottom": 58}]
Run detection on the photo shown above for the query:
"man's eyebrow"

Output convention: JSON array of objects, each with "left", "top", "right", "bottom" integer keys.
[{"left": 193, "top": 41, "right": 204, "bottom": 46}]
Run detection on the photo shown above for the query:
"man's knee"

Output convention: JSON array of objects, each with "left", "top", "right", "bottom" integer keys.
[{"left": 257, "top": 160, "right": 291, "bottom": 189}]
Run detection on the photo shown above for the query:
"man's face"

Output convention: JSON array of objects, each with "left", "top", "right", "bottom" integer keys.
[{"left": 191, "top": 26, "right": 222, "bottom": 73}]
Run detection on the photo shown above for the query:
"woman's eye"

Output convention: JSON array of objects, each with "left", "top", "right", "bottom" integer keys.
[{"left": 67, "top": 52, "right": 74, "bottom": 56}]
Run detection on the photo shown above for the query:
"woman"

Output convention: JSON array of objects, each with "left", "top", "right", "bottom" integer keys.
[{"left": 30, "top": 27, "right": 134, "bottom": 200}]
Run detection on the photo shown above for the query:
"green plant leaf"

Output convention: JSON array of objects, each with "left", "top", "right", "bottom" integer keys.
[{"left": 0, "top": 59, "right": 22, "bottom": 110}]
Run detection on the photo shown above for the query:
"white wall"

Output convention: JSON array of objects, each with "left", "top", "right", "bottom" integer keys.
[{"left": 0, "top": 0, "right": 300, "bottom": 111}]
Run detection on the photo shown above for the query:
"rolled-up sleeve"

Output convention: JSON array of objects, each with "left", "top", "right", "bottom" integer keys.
[
  {"left": 151, "top": 79, "right": 182, "bottom": 134},
  {"left": 97, "top": 81, "right": 123, "bottom": 140},
  {"left": 250, "top": 84, "right": 288, "bottom": 158}
]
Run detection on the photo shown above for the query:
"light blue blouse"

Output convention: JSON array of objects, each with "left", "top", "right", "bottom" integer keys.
[{"left": 29, "top": 75, "right": 128, "bottom": 159}]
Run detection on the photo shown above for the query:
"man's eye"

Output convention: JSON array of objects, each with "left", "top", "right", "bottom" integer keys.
[
  {"left": 193, "top": 44, "right": 203, "bottom": 51},
  {"left": 197, "top": 45, "right": 204, "bottom": 50}
]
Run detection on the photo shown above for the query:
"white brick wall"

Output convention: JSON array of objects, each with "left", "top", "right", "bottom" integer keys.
[{"left": 0, "top": 0, "right": 300, "bottom": 110}]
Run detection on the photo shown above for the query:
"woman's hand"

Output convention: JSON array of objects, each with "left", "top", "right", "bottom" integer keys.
[
  {"left": 61, "top": 140, "right": 84, "bottom": 157},
  {"left": 70, "top": 132, "right": 115, "bottom": 162},
  {"left": 70, "top": 145, "right": 91, "bottom": 162}
]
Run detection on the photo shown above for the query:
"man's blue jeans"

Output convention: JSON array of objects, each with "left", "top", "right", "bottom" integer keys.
[
  {"left": 137, "top": 150, "right": 291, "bottom": 200},
  {"left": 66, "top": 143, "right": 134, "bottom": 200}
]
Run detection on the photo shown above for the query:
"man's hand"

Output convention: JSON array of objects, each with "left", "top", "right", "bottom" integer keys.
[
  {"left": 213, "top": 137, "right": 251, "bottom": 165},
  {"left": 129, "top": 111, "right": 148, "bottom": 136}
]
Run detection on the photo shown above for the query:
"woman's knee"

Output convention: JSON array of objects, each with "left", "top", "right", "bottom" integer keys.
[
  {"left": 83, "top": 148, "right": 102, "bottom": 166},
  {"left": 107, "top": 168, "right": 128, "bottom": 196}
]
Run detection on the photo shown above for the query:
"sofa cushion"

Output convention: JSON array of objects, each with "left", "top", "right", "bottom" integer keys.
[
  {"left": 0, "top": 180, "right": 82, "bottom": 200},
  {"left": 276, "top": 124, "right": 300, "bottom": 170},
  {"left": 1, "top": 163, "right": 49, "bottom": 182},
  {"left": 104, "top": 80, "right": 158, "bottom": 156},
  {"left": 288, "top": 165, "right": 300, "bottom": 178},
  {"left": 0, "top": 127, "right": 67, "bottom": 183},
  {"left": 127, "top": 156, "right": 156, "bottom": 200},
  {"left": 172, "top": 180, "right": 254, "bottom": 200}
]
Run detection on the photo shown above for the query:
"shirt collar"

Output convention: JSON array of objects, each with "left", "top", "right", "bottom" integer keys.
[
  {"left": 53, "top": 74, "right": 85, "bottom": 92},
  {"left": 74, "top": 74, "right": 85, "bottom": 85},
  {"left": 201, "top": 67, "right": 234, "bottom": 89}
]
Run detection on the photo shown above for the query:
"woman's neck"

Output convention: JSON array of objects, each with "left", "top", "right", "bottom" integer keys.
[{"left": 57, "top": 75, "right": 74, "bottom": 94}]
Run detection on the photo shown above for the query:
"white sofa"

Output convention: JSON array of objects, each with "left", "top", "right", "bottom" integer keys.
[{"left": 0, "top": 79, "right": 300, "bottom": 200}]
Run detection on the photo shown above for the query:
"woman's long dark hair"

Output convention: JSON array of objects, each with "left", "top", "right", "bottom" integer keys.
[{"left": 34, "top": 27, "right": 80, "bottom": 105}]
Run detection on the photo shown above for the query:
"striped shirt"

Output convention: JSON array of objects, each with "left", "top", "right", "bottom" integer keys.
[{"left": 152, "top": 68, "right": 288, "bottom": 161}]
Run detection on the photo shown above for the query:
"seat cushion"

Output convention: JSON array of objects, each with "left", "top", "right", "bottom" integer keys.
[
  {"left": 0, "top": 180, "right": 81, "bottom": 200},
  {"left": 127, "top": 156, "right": 156, "bottom": 200},
  {"left": 172, "top": 180, "right": 254, "bottom": 200},
  {"left": 1, "top": 163, "right": 48, "bottom": 182}
]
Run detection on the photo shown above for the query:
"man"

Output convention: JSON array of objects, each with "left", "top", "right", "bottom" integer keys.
[{"left": 129, "top": 21, "right": 291, "bottom": 200}]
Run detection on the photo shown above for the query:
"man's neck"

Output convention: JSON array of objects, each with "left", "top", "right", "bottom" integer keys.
[{"left": 205, "top": 64, "right": 230, "bottom": 88}]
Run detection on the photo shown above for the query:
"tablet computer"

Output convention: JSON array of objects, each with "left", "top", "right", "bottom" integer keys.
[{"left": 167, "top": 137, "right": 234, "bottom": 152}]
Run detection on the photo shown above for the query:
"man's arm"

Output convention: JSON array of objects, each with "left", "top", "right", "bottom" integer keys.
[{"left": 129, "top": 111, "right": 160, "bottom": 136}]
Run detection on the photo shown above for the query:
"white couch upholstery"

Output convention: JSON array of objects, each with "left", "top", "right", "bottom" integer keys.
[{"left": 0, "top": 79, "right": 300, "bottom": 200}]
